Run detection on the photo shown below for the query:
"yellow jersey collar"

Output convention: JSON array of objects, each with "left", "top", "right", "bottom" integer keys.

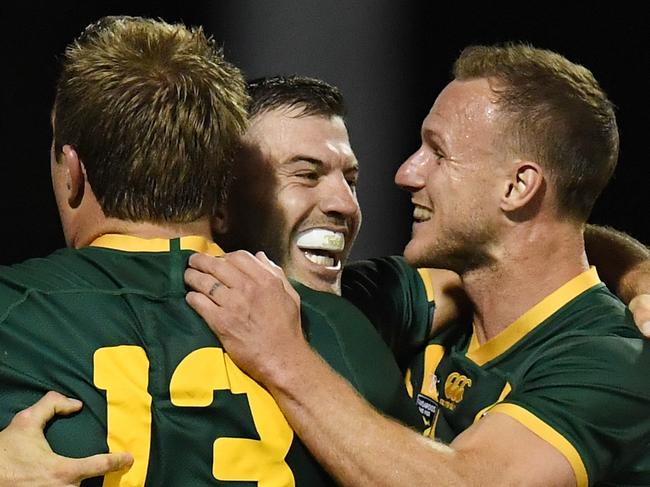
[
  {"left": 466, "top": 267, "right": 601, "bottom": 366},
  {"left": 89, "top": 234, "right": 224, "bottom": 257}
]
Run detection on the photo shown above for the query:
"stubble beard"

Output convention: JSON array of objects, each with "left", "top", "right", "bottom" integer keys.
[{"left": 406, "top": 218, "right": 496, "bottom": 276}]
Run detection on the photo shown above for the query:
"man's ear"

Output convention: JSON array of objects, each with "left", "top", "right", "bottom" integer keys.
[
  {"left": 211, "top": 205, "right": 229, "bottom": 235},
  {"left": 500, "top": 161, "right": 544, "bottom": 212},
  {"left": 60, "top": 144, "right": 85, "bottom": 208}
]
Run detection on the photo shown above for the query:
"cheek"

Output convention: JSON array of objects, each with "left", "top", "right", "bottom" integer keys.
[{"left": 278, "top": 183, "right": 320, "bottom": 219}]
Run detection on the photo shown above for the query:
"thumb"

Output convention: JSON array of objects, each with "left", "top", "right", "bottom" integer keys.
[{"left": 68, "top": 451, "right": 134, "bottom": 482}]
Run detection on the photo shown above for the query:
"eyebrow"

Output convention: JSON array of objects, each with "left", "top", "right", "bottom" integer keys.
[
  {"left": 285, "top": 156, "right": 323, "bottom": 166},
  {"left": 422, "top": 128, "right": 448, "bottom": 151},
  {"left": 285, "top": 156, "right": 359, "bottom": 172}
]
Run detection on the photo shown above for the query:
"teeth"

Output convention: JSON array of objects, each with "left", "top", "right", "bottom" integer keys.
[
  {"left": 413, "top": 206, "right": 432, "bottom": 222},
  {"left": 304, "top": 252, "right": 341, "bottom": 270},
  {"left": 296, "top": 229, "right": 345, "bottom": 251}
]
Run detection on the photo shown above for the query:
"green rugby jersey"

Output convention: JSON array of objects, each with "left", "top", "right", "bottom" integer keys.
[
  {"left": 0, "top": 235, "right": 420, "bottom": 486},
  {"left": 343, "top": 259, "right": 650, "bottom": 486},
  {"left": 407, "top": 268, "right": 650, "bottom": 486},
  {"left": 342, "top": 256, "right": 435, "bottom": 372}
]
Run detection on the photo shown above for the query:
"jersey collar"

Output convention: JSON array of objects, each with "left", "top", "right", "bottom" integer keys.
[
  {"left": 466, "top": 267, "right": 601, "bottom": 366},
  {"left": 89, "top": 234, "right": 224, "bottom": 257}
]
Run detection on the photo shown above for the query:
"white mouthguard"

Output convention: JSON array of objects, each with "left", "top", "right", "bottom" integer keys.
[{"left": 296, "top": 229, "right": 345, "bottom": 252}]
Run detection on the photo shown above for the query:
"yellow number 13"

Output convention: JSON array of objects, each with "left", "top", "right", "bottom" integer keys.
[{"left": 94, "top": 346, "right": 294, "bottom": 486}]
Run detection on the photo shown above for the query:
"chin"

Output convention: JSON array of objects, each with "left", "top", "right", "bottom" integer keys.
[{"left": 403, "top": 241, "right": 428, "bottom": 268}]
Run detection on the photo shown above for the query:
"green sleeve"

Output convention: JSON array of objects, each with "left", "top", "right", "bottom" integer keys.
[
  {"left": 341, "top": 256, "right": 434, "bottom": 370},
  {"left": 497, "top": 334, "right": 650, "bottom": 486}
]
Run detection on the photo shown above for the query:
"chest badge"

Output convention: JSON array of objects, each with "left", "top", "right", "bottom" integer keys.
[{"left": 442, "top": 372, "right": 472, "bottom": 409}]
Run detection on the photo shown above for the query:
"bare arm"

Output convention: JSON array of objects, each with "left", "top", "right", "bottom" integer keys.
[
  {"left": 0, "top": 392, "right": 132, "bottom": 487},
  {"left": 584, "top": 224, "right": 650, "bottom": 303},
  {"left": 584, "top": 225, "right": 650, "bottom": 336},
  {"left": 185, "top": 251, "right": 577, "bottom": 487},
  {"left": 422, "top": 268, "right": 469, "bottom": 335}
]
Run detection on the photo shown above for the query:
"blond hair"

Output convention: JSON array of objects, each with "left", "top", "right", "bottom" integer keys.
[
  {"left": 53, "top": 16, "right": 249, "bottom": 222},
  {"left": 454, "top": 43, "right": 619, "bottom": 221}
]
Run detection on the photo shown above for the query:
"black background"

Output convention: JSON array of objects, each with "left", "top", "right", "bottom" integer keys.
[{"left": 2, "top": 2, "right": 647, "bottom": 265}]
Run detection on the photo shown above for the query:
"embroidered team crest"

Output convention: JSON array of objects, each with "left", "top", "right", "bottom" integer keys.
[{"left": 438, "top": 372, "right": 472, "bottom": 410}]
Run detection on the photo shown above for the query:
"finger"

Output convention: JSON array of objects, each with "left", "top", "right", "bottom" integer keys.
[
  {"left": 255, "top": 251, "right": 284, "bottom": 276},
  {"left": 188, "top": 253, "right": 249, "bottom": 289},
  {"left": 184, "top": 268, "right": 244, "bottom": 309},
  {"left": 185, "top": 267, "right": 220, "bottom": 299},
  {"left": 187, "top": 252, "right": 218, "bottom": 272},
  {"left": 225, "top": 250, "right": 284, "bottom": 284},
  {"left": 186, "top": 291, "right": 227, "bottom": 323},
  {"left": 186, "top": 291, "right": 236, "bottom": 338},
  {"left": 12, "top": 391, "right": 83, "bottom": 430},
  {"left": 67, "top": 451, "right": 134, "bottom": 481},
  {"left": 256, "top": 252, "right": 301, "bottom": 304}
]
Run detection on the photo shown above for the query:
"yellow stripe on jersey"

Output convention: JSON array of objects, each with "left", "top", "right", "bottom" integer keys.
[
  {"left": 472, "top": 381, "right": 512, "bottom": 424},
  {"left": 421, "top": 344, "right": 445, "bottom": 401},
  {"left": 404, "top": 368, "right": 414, "bottom": 399},
  {"left": 466, "top": 267, "right": 601, "bottom": 366},
  {"left": 490, "top": 403, "right": 588, "bottom": 487},
  {"left": 89, "top": 234, "right": 224, "bottom": 256},
  {"left": 417, "top": 268, "right": 435, "bottom": 302}
]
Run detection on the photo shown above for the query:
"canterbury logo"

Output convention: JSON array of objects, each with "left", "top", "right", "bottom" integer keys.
[{"left": 444, "top": 372, "right": 472, "bottom": 404}]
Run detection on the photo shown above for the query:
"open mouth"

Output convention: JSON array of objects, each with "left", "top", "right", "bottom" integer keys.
[
  {"left": 413, "top": 205, "right": 433, "bottom": 222},
  {"left": 296, "top": 228, "right": 345, "bottom": 270}
]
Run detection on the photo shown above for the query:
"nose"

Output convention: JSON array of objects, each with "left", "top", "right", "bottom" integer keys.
[
  {"left": 395, "top": 147, "right": 429, "bottom": 192},
  {"left": 319, "top": 172, "right": 360, "bottom": 218}
]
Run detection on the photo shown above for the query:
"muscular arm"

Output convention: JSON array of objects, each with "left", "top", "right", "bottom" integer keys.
[
  {"left": 422, "top": 268, "right": 468, "bottom": 335},
  {"left": 584, "top": 224, "right": 650, "bottom": 303},
  {"left": 244, "top": 334, "right": 574, "bottom": 487},
  {"left": 185, "top": 251, "right": 577, "bottom": 487}
]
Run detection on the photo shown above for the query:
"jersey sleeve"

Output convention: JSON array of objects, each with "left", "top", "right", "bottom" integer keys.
[
  {"left": 489, "top": 334, "right": 650, "bottom": 487},
  {"left": 341, "top": 256, "right": 434, "bottom": 370}
]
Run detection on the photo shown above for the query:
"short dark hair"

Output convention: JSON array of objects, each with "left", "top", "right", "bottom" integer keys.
[
  {"left": 53, "top": 16, "right": 249, "bottom": 223},
  {"left": 454, "top": 43, "right": 619, "bottom": 221},
  {"left": 247, "top": 75, "right": 346, "bottom": 120}
]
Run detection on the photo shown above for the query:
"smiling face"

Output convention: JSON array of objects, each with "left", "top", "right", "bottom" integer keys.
[
  {"left": 395, "top": 78, "right": 509, "bottom": 273},
  {"left": 217, "top": 106, "right": 361, "bottom": 294}
]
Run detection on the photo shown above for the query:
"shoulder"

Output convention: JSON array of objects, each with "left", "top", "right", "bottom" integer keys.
[
  {"left": 342, "top": 255, "right": 418, "bottom": 290},
  {"left": 0, "top": 250, "right": 78, "bottom": 307},
  {"left": 293, "top": 280, "right": 371, "bottom": 325}
]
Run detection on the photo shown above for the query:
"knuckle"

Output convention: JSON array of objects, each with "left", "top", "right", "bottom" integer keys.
[
  {"left": 240, "top": 280, "right": 255, "bottom": 296},
  {"left": 45, "top": 391, "right": 68, "bottom": 406},
  {"left": 11, "top": 409, "right": 32, "bottom": 427},
  {"left": 52, "top": 462, "right": 76, "bottom": 483}
]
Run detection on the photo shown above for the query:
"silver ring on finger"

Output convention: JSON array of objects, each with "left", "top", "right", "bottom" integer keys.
[{"left": 208, "top": 281, "right": 221, "bottom": 297}]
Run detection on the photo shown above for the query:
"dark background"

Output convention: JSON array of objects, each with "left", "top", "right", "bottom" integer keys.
[{"left": 2, "top": 2, "right": 647, "bottom": 265}]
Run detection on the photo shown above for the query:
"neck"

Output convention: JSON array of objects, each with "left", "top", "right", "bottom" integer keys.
[
  {"left": 61, "top": 182, "right": 213, "bottom": 248},
  {"left": 462, "top": 220, "right": 588, "bottom": 344}
]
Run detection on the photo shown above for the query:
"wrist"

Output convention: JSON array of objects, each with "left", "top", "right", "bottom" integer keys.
[{"left": 262, "top": 341, "right": 324, "bottom": 399}]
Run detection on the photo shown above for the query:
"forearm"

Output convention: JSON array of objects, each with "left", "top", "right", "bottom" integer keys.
[
  {"left": 616, "top": 259, "right": 650, "bottom": 305},
  {"left": 585, "top": 224, "right": 650, "bottom": 303},
  {"left": 264, "top": 342, "right": 465, "bottom": 487}
]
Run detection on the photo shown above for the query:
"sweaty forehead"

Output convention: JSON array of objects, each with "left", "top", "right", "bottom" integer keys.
[
  {"left": 246, "top": 108, "right": 357, "bottom": 168},
  {"left": 423, "top": 79, "right": 503, "bottom": 146}
]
